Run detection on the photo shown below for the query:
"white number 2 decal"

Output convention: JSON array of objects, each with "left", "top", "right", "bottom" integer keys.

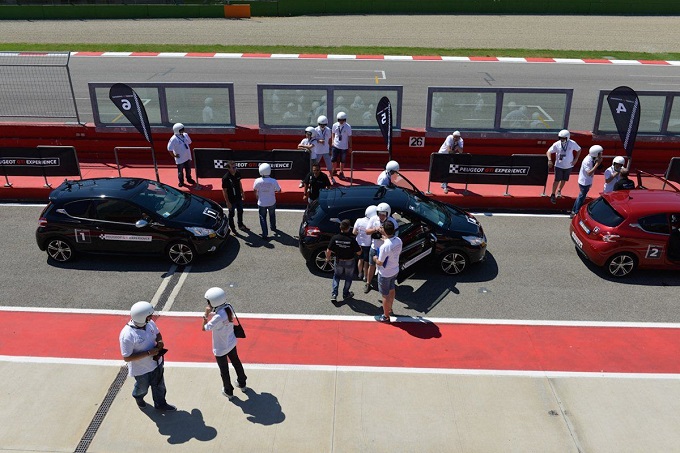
[{"left": 646, "top": 245, "right": 662, "bottom": 259}]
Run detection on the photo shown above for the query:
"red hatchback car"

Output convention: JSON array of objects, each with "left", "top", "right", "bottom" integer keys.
[{"left": 570, "top": 177, "right": 680, "bottom": 277}]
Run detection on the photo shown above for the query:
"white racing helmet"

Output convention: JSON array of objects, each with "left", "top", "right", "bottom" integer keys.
[
  {"left": 613, "top": 156, "right": 625, "bottom": 165},
  {"left": 305, "top": 126, "right": 315, "bottom": 134},
  {"left": 365, "top": 205, "right": 377, "bottom": 219},
  {"left": 172, "top": 123, "right": 185, "bottom": 135},
  {"left": 317, "top": 115, "right": 328, "bottom": 125},
  {"left": 204, "top": 287, "right": 227, "bottom": 308},
  {"left": 376, "top": 202, "right": 391, "bottom": 217},
  {"left": 589, "top": 145, "right": 604, "bottom": 157},
  {"left": 259, "top": 163, "right": 271, "bottom": 176},
  {"left": 558, "top": 129, "right": 570, "bottom": 139},
  {"left": 337, "top": 112, "right": 347, "bottom": 120},
  {"left": 130, "top": 301, "right": 154, "bottom": 327},
  {"left": 452, "top": 130, "right": 461, "bottom": 137},
  {"left": 385, "top": 160, "right": 400, "bottom": 174}
]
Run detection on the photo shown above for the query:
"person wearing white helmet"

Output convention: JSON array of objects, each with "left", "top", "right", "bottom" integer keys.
[
  {"left": 201, "top": 287, "right": 248, "bottom": 400},
  {"left": 572, "top": 145, "right": 604, "bottom": 218},
  {"left": 167, "top": 123, "right": 196, "bottom": 188},
  {"left": 546, "top": 129, "right": 582, "bottom": 204},
  {"left": 298, "top": 126, "right": 319, "bottom": 188},
  {"left": 119, "top": 301, "right": 175, "bottom": 411},
  {"left": 202, "top": 97, "right": 214, "bottom": 123},
  {"left": 331, "top": 111, "right": 352, "bottom": 181},
  {"left": 603, "top": 156, "right": 626, "bottom": 193},
  {"left": 377, "top": 160, "right": 400, "bottom": 187},
  {"left": 253, "top": 162, "right": 281, "bottom": 240},
  {"left": 314, "top": 115, "right": 333, "bottom": 183},
  {"left": 438, "top": 131, "right": 464, "bottom": 193},
  {"left": 364, "top": 202, "right": 398, "bottom": 294},
  {"left": 353, "top": 205, "right": 377, "bottom": 281}
]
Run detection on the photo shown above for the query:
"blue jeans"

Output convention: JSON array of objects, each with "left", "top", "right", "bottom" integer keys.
[
  {"left": 228, "top": 198, "right": 244, "bottom": 230},
  {"left": 572, "top": 183, "right": 591, "bottom": 214},
  {"left": 132, "top": 364, "right": 167, "bottom": 407},
  {"left": 332, "top": 258, "right": 355, "bottom": 298},
  {"left": 258, "top": 204, "right": 276, "bottom": 236}
]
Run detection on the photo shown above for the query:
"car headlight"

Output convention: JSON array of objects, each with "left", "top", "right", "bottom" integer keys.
[
  {"left": 462, "top": 235, "right": 486, "bottom": 246},
  {"left": 185, "top": 226, "right": 216, "bottom": 237}
]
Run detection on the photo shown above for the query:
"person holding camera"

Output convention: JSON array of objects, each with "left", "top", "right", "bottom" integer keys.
[
  {"left": 119, "top": 301, "right": 175, "bottom": 411},
  {"left": 201, "top": 287, "right": 248, "bottom": 401},
  {"left": 571, "top": 145, "right": 604, "bottom": 218}
]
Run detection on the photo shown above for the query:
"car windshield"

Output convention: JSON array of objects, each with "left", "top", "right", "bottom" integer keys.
[
  {"left": 130, "top": 180, "right": 188, "bottom": 218},
  {"left": 405, "top": 192, "right": 449, "bottom": 227},
  {"left": 587, "top": 197, "right": 624, "bottom": 227}
]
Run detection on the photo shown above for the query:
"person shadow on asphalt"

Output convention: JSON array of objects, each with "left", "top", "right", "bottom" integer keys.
[
  {"left": 143, "top": 408, "right": 217, "bottom": 445},
  {"left": 231, "top": 388, "right": 285, "bottom": 425}
]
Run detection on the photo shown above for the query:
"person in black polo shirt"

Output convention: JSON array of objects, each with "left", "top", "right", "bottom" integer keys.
[
  {"left": 221, "top": 160, "right": 248, "bottom": 234},
  {"left": 325, "top": 219, "right": 361, "bottom": 305},
  {"left": 302, "top": 162, "right": 331, "bottom": 203},
  {"left": 613, "top": 168, "right": 635, "bottom": 191}
]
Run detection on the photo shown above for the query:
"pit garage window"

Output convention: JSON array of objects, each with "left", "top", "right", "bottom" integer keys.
[{"left": 594, "top": 90, "right": 678, "bottom": 137}]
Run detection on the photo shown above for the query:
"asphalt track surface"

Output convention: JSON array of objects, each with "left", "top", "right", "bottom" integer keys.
[{"left": 2, "top": 16, "right": 680, "bottom": 453}]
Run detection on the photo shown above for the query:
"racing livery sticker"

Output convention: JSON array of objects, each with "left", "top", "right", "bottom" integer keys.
[
  {"left": 74, "top": 229, "right": 91, "bottom": 243},
  {"left": 646, "top": 245, "right": 663, "bottom": 259},
  {"left": 98, "top": 234, "right": 152, "bottom": 242}
]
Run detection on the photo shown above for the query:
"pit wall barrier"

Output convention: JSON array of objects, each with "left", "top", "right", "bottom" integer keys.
[
  {"left": 3, "top": 122, "right": 677, "bottom": 174},
  {"left": 0, "top": 1, "right": 678, "bottom": 20}
]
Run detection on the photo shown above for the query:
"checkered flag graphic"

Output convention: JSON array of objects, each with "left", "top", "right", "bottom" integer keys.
[
  {"left": 214, "top": 160, "right": 228, "bottom": 169},
  {"left": 449, "top": 164, "right": 460, "bottom": 174}
]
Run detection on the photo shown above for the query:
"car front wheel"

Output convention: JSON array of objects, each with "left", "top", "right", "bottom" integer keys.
[
  {"left": 167, "top": 241, "right": 195, "bottom": 266},
  {"left": 439, "top": 249, "right": 468, "bottom": 275},
  {"left": 605, "top": 252, "right": 637, "bottom": 278},
  {"left": 46, "top": 237, "right": 74, "bottom": 262}
]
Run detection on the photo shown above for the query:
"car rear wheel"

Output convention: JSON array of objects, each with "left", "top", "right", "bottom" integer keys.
[
  {"left": 312, "top": 248, "right": 334, "bottom": 273},
  {"left": 439, "top": 249, "right": 468, "bottom": 275},
  {"left": 167, "top": 241, "right": 195, "bottom": 266},
  {"left": 605, "top": 252, "right": 637, "bottom": 278},
  {"left": 46, "top": 237, "right": 74, "bottom": 262}
]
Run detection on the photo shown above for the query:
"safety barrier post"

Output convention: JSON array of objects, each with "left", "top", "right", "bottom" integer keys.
[{"left": 113, "top": 146, "right": 159, "bottom": 182}]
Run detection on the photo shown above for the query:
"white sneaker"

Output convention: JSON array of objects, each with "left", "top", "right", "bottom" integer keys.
[
  {"left": 237, "top": 384, "right": 248, "bottom": 392},
  {"left": 221, "top": 388, "right": 235, "bottom": 400},
  {"left": 298, "top": 182, "right": 304, "bottom": 188},
  {"left": 443, "top": 187, "right": 449, "bottom": 194}
]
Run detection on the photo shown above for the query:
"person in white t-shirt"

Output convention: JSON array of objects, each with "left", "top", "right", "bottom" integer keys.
[
  {"left": 315, "top": 115, "right": 334, "bottom": 184},
  {"left": 438, "top": 131, "right": 464, "bottom": 194},
  {"left": 167, "top": 122, "right": 195, "bottom": 188},
  {"left": 331, "top": 111, "right": 352, "bottom": 181},
  {"left": 572, "top": 145, "right": 603, "bottom": 218},
  {"left": 353, "top": 205, "right": 377, "bottom": 282},
  {"left": 202, "top": 97, "right": 214, "bottom": 123},
  {"left": 364, "top": 202, "right": 398, "bottom": 294},
  {"left": 119, "top": 301, "right": 175, "bottom": 411},
  {"left": 373, "top": 220, "right": 402, "bottom": 323},
  {"left": 298, "top": 126, "right": 318, "bottom": 188},
  {"left": 201, "top": 287, "right": 247, "bottom": 400},
  {"left": 546, "top": 129, "right": 581, "bottom": 203},
  {"left": 603, "top": 156, "right": 626, "bottom": 194},
  {"left": 253, "top": 163, "right": 281, "bottom": 240},
  {"left": 376, "top": 160, "right": 400, "bottom": 187}
]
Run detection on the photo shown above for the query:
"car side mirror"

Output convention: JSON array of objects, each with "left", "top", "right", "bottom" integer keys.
[{"left": 135, "top": 219, "right": 149, "bottom": 228}]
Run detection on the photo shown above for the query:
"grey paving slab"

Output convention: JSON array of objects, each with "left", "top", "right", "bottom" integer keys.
[{"left": 0, "top": 361, "right": 122, "bottom": 452}]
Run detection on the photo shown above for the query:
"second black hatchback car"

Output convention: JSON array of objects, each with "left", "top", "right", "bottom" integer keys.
[
  {"left": 299, "top": 177, "right": 487, "bottom": 276},
  {"left": 36, "top": 177, "right": 229, "bottom": 265}
]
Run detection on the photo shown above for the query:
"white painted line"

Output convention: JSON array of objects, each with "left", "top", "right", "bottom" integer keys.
[
  {"left": 441, "top": 56, "right": 471, "bottom": 62},
  {"left": 497, "top": 57, "right": 527, "bottom": 63},
  {"left": 3, "top": 306, "right": 680, "bottom": 329},
  {"left": 162, "top": 265, "right": 190, "bottom": 312},
  {"left": 553, "top": 58, "right": 587, "bottom": 64},
  {"left": 2, "top": 355, "right": 680, "bottom": 379},
  {"left": 327, "top": 54, "right": 356, "bottom": 59},
  {"left": 384, "top": 55, "right": 413, "bottom": 61},
  {"left": 214, "top": 53, "right": 244, "bottom": 58},
  {"left": 150, "top": 265, "right": 177, "bottom": 308},
  {"left": 270, "top": 54, "right": 299, "bottom": 59},
  {"left": 101, "top": 52, "right": 132, "bottom": 57},
  {"left": 157, "top": 52, "right": 187, "bottom": 58},
  {"left": 611, "top": 60, "right": 642, "bottom": 65}
]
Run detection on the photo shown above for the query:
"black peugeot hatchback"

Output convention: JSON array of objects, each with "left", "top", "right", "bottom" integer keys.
[
  {"left": 299, "top": 174, "right": 487, "bottom": 276},
  {"left": 36, "top": 177, "right": 229, "bottom": 265}
]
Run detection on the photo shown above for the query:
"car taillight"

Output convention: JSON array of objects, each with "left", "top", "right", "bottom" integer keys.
[
  {"left": 304, "top": 225, "right": 321, "bottom": 237},
  {"left": 38, "top": 217, "right": 48, "bottom": 227}
]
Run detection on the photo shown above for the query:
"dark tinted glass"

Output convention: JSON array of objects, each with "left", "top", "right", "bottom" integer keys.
[
  {"left": 587, "top": 197, "right": 624, "bottom": 227},
  {"left": 63, "top": 200, "right": 93, "bottom": 218},
  {"left": 93, "top": 199, "right": 143, "bottom": 224},
  {"left": 639, "top": 214, "right": 670, "bottom": 234}
]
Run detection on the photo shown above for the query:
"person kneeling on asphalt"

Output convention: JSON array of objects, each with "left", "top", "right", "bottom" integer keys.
[
  {"left": 373, "top": 220, "right": 402, "bottom": 323},
  {"left": 326, "top": 219, "right": 362, "bottom": 305},
  {"left": 119, "top": 301, "right": 176, "bottom": 412}
]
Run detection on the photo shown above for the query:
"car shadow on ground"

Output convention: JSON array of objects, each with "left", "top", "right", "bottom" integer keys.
[{"left": 575, "top": 248, "right": 680, "bottom": 286}]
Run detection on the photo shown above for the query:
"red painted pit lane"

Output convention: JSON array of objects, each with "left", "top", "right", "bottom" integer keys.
[{"left": 2, "top": 311, "right": 679, "bottom": 374}]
